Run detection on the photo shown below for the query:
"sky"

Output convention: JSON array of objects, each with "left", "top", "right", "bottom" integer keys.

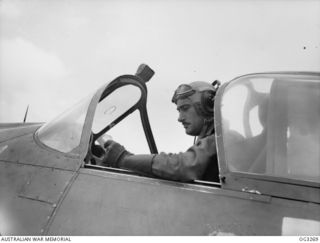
[{"left": 0, "top": 0, "right": 320, "bottom": 153}]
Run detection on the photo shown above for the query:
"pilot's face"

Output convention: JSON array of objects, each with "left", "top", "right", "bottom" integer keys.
[{"left": 176, "top": 98, "right": 204, "bottom": 136}]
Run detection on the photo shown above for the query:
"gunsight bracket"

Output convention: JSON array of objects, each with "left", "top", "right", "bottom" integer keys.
[{"left": 135, "top": 64, "right": 155, "bottom": 82}]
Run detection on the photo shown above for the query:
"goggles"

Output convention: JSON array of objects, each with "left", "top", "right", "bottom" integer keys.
[{"left": 171, "top": 84, "right": 196, "bottom": 103}]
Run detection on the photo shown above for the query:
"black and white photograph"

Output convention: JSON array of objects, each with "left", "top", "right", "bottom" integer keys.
[{"left": 0, "top": 0, "right": 319, "bottom": 239}]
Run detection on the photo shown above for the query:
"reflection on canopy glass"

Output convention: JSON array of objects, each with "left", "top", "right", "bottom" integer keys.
[
  {"left": 92, "top": 85, "right": 141, "bottom": 134},
  {"left": 37, "top": 94, "right": 92, "bottom": 153},
  {"left": 221, "top": 74, "right": 320, "bottom": 183}
]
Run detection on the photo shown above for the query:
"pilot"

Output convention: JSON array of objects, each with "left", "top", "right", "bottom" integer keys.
[{"left": 100, "top": 81, "right": 220, "bottom": 182}]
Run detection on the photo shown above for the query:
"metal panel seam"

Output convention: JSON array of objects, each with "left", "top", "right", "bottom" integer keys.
[
  {"left": 0, "top": 159, "right": 75, "bottom": 172},
  {"left": 41, "top": 171, "right": 80, "bottom": 235}
]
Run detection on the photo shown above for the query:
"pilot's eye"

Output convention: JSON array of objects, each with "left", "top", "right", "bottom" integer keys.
[{"left": 179, "top": 105, "right": 190, "bottom": 112}]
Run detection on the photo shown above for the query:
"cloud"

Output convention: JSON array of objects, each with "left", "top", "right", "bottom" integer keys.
[
  {"left": 0, "top": 38, "right": 66, "bottom": 84},
  {"left": 0, "top": 38, "right": 68, "bottom": 122},
  {"left": 0, "top": 0, "right": 21, "bottom": 19}
]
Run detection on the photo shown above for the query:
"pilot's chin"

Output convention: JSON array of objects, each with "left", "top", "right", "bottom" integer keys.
[{"left": 185, "top": 128, "right": 194, "bottom": 136}]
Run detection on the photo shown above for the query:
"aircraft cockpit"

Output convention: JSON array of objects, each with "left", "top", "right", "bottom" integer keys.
[{"left": 36, "top": 69, "right": 320, "bottom": 196}]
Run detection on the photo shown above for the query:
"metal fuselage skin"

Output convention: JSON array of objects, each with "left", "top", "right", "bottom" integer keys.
[{"left": 0, "top": 126, "right": 318, "bottom": 235}]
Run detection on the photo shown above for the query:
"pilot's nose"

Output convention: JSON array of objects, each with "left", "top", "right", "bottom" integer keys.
[{"left": 178, "top": 112, "right": 184, "bottom": 123}]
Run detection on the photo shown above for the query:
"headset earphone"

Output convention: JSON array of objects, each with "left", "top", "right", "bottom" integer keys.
[
  {"left": 198, "top": 90, "right": 215, "bottom": 118},
  {"left": 197, "top": 80, "right": 220, "bottom": 118}
]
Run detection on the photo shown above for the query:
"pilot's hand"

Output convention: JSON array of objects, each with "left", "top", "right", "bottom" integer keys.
[{"left": 101, "top": 140, "right": 132, "bottom": 168}]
